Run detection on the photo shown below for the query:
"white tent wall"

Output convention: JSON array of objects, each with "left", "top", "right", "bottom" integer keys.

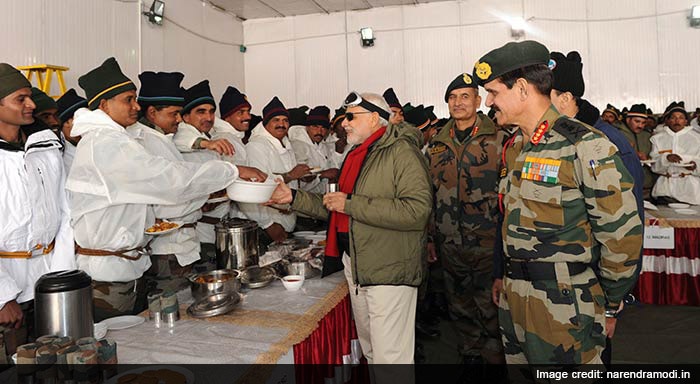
[
  {"left": 243, "top": 0, "right": 700, "bottom": 119},
  {"left": 0, "top": 0, "right": 244, "bottom": 102}
]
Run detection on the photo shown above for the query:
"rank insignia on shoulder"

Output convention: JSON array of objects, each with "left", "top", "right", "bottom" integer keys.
[
  {"left": 530, "top": 120, "right": 549, "bottom": 145},
  {"left": 429, "top": 145, "right": 447, "bottom": 155},
  {"left": 521, "top": 156, "right": 561, "bottom": 183}
]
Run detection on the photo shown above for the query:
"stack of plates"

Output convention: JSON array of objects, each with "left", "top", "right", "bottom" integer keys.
[
  {"left": 240, "top": 266, "right": 276, "bottom": 289},
  {"left": 292, "top": 231, "right": 327, "bottom": 246},
  {"left": 668, "top": 203, "right": 696, "bottom": 215},
  {"left": 187, "top": 293, "right": 241, "bottom": 318}
]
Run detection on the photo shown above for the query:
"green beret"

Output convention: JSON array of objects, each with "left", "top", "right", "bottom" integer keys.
[
  {"left": 31, "top": 87, "right": 58, "bottom": 113},
  {"left": 444, "top": 73, "right": 477, "bottom": 102},
  {"left": 0, "top": 63, "right": 31, "bottom": 100},
  {"left": 79, "top": 57, "right": 136, "bottom": 110},
  {"left": 473, "top": 40, "right": 550, "bottom": 86}
]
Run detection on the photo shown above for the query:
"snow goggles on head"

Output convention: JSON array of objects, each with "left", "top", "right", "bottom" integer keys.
[{"left": 342, "top": 92, "right": 390, "bottom": 120}]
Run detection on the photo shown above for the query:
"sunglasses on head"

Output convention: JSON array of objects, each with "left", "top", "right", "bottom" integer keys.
[{"left": 344, "top": 111, "right": 373, "bottom": 121}]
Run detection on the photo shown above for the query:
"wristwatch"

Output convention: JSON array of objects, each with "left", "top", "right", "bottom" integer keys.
[{"left": 604, "top": 309, "right": 618, "bottom": 318}]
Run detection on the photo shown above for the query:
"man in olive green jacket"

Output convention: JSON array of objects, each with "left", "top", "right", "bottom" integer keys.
[{"left": 268, "top": 92, "right": 432, "bottom": 368}]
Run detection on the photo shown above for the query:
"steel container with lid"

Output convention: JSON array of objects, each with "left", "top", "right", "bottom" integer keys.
[
  {"left": 215, "top": 217, "right": 259, "bottom": 270},
  {"left": 34, "top": 270, "right": 94, "bottom": 339}
]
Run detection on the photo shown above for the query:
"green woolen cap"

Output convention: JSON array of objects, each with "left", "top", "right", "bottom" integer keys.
[
  {"left": 31, "top": 87, "right": 58, "bottom": 113},
  {"left": 473, "top": 40, "right": 550, "bottom": 86},
  {"left": 0, "top": 63, "right": 31, "bottom": 100},
  {"left": 78, "top": 57, "right": 136, "bottom": 110}
]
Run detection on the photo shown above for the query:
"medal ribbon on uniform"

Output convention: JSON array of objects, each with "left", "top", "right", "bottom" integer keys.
[{"left": 521, "top": 156, "right": 561, "bottom": 184}]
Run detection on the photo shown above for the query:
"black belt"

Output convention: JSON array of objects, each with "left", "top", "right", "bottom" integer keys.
[
  {"left": 505, "top": 260, "right": 588, "bottom": 281},
  {"left": 198, "top": 216, "right": 220, "bottom": 225}
]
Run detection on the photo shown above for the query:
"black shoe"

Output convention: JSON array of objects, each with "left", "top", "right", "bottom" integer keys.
[
  {"left": 462, "top": 355, "right": 484, "bottom": 365},
  {"left": 416, "top": 321, "right": 441, "bottom": 338},
  {"left": 422, "top": 312, "right": 441, "bottom": 327},
  {"left": 415, "top": 343, "right": 426, "bottom": 364}
]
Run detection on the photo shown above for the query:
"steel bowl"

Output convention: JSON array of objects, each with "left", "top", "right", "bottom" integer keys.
[{"left": 188, "top": 269, "right": 241, "bottom": 301}]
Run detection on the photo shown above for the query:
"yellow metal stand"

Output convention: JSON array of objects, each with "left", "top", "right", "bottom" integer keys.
[{"left": 17, "top": 64, "right": 69, "bottom": 99}]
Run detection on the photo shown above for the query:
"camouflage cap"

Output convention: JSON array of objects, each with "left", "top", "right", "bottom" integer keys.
[{"left": 473, "top": 40, "right": 550, "bottom": 86}]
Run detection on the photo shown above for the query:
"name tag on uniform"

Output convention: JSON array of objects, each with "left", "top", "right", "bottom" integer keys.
[
  {"left": 521, "top": 156, "right": 561, "bottom": 184},
  {"left": 429, "top": 145, "right": 447, "bottom": 155}
]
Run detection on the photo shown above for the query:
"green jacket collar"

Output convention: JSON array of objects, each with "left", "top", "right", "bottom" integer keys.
[{"left": 431, "top": 112, "right": 497, "bottom": 147}]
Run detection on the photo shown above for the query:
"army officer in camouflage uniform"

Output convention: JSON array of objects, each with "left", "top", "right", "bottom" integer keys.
[
  {"left": 475, "top": 41, "right": 642, "bottom": 369},
  {"left": 426, "top": 73, "right": 507, "bottom": 364}
]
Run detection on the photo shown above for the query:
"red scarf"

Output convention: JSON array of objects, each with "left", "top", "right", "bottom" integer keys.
[{"left": 325, "top": 126, "right": 386, "bottom": 257}]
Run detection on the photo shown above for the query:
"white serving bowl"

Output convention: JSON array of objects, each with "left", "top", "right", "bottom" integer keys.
[
  {"left": 226, "top": 178, "right": 277, "bottom": 203},
  {"left": 94, "top": 322, "right": 108, "bottom": 339},
  {"left": 281, "top": 275, "right": 305, "bottom": 291}
]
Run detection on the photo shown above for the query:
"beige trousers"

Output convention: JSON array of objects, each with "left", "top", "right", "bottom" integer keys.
[{"left": 342, "top": 253, "right": 417, "bottom": 364}]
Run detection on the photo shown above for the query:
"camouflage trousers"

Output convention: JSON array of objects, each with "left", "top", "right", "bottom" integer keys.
[
  {"left": 498, "top": 267, "right": 606, "bottom": 369},
  {"left": 93, "top": 277, "right": 148, "bottom": 322},
  {"left": 0, "top": 301, "right": 33, "bottom": 363},
  {"left": 441, "top": 242, "right": 504, "bottom": 363},
  {"left": 144, "top": 254, "right": 194, "bottom": 294},
  {"left": 192, "top": 243, "right": 217, "bottom": 274}
]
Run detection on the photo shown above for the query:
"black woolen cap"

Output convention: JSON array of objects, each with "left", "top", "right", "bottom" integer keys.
[
  {"left": 262, "top": 97, "right": 289, "bottom": 126},
  {"left": 31, "top": 87, "right": 58, "bottom": 114},
  {"left": 331, "top": 107, "right": 346, "bottom": 127},
  {"left": 138, "top": 71, "right": 185, "bottom": 108},
  {"left": 182, "top": 80, "right": 215, "bottom": 115},
  {"left": 306, "top": 105, "right": 330, "bottom": 128},
  {"left": 57, "top": 88, "right": 87, "bottom": 123},
  {"left": 79, "top": 57, "right": 136, "bottom": 110},
  {"left": 404, "top": 105, "right": 431, "bottom": 130},
  {"left": 288, "top": 105, "right": 308, "bottom": 126},
  {"left": 382, "top": 88, "right": 401, "bottom": 109},
  {"left": 550, "top": 51, "right": 585, "bottom": 97},
  {"left": 663, "top": 101, "right": 688, "bottom": 121},
  {"left": 219, "top": 86, "right": 251, "bottom": 119},
  {"left": 626, "top": 103, "right": 648, "bottom": 119}
]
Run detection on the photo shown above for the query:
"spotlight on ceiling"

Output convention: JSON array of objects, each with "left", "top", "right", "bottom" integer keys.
[
  {"left": 360, "top": 27, "right": 375, "bottom": 47},
  {"left": 690, "top": 5, "right": 700, "bottom": 28},
  {"left": 143, "top": 0, "right": 165, "bottom": 26},
  {"left": 509, "top": 17, "right": 526, "bottom": 39}
]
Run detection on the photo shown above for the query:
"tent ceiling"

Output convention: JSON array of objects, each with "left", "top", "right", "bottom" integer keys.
[{"left": 207, "top": 0, "right": 451, "bottom": 20}]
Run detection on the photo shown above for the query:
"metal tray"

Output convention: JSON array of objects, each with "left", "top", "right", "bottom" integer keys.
[
  {"left": 187, "top": 292, "right": 241, "bottom": 318},
  {"left": 240, "top": 266, "right": 276, "bottom": 289}
]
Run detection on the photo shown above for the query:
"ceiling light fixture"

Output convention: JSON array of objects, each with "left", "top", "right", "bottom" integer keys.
[{"left": 143, "top": 0, "right": 165, "bottom": 26}]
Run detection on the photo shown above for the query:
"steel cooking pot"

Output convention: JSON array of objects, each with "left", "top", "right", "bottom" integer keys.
[
  {"left": 215, "top": 218, "right": 259, "bottom": 270},
  {"left": 189, "top": 269, "right": 241, "bottom": 301}
]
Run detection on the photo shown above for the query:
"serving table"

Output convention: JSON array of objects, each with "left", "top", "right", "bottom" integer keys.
[
  {"left": 635, "top": 205, "right": 700, "bottom": 305},
  {"left": 108, "top": 271, "right": 361, "bottom": 382}
]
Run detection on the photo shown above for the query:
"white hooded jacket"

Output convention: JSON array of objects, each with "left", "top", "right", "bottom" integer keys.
[
  {"left": 212, "top": 117, "right": 247, "bottom": 166},
  {"left": 126, "top": 122, "right": 208, "bottom": 266},
  {"left": 0, "top": 129, "right": 75, "bottom": 308},
  {"left": 66, "top": 109, "right": 237, "bottom": 282},
  {"left": 172, "top": 122, "right": 232, "bottom": 244},
  {"left": 240, "top": 125, "right": 297, "bottom": 231},
  {"left": 288, "top": 125, "right": 330, "bottom": 194},
  {"left": 650, "top": 126, "right": 700, "bottom": 205}
]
